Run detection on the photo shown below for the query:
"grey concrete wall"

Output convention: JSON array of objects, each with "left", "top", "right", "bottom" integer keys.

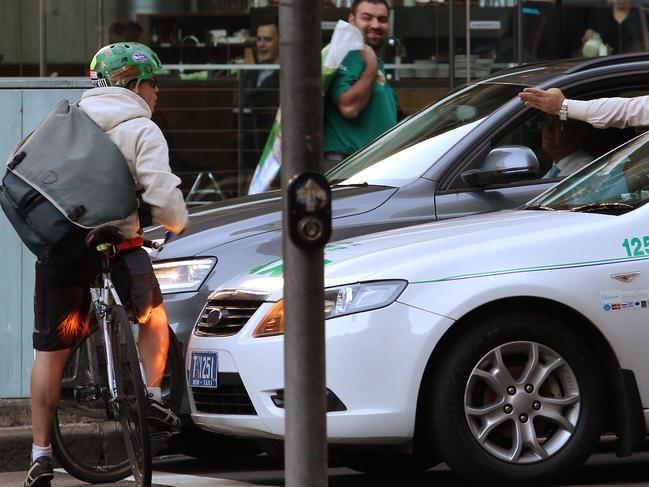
[{"left": 0, "top": 78, "right": 91, "bottom": 398}]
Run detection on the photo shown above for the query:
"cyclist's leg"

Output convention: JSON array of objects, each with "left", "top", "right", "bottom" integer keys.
[
  {"left": 139, "top": 304, "right": 181, "bottom": 429},
  {"left": 27, "top": 257, "right": 93, "bottom": 486},
  {"left": 111, "top": 247, "right": 168, "bottom": 387},
  {"left": 30, "top": 349, "right": 69, "bottom": 447},
  {"left": 138, "top": 303, "right": 169, "bottom": 388},
  {"left": 111, "top": 248, "right": 179, "bottom": 430}
]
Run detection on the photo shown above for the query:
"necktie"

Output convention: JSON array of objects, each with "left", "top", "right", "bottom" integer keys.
[{"left": 546, "top": 165, "right": 561, "bottom": 178}]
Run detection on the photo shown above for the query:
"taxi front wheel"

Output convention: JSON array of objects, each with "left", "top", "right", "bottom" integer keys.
[{"left": 426, "top": 312, "right": 606, "bottom": 486}]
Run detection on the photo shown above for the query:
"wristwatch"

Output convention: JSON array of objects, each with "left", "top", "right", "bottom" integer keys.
[{"left": 559, "top": 98, "right": 569, "bottom": 121}]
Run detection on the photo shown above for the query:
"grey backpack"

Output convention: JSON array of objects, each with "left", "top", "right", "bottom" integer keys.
[{"left": 0, "top": 99, "right": 137, "bottom": 262}]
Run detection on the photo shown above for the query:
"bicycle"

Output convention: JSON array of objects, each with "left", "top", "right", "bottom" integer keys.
[{"left": 49, "top": 225, "right": 183, "bottom": 486}]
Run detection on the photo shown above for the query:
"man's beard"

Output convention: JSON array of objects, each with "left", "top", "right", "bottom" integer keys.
[{"left": 365, "top": 32, "right": 386, "bottom": 50}]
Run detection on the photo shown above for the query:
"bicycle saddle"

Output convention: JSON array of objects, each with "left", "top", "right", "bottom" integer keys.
[{"left": 85, "top": 224, "right": 125, "bottom": 247}]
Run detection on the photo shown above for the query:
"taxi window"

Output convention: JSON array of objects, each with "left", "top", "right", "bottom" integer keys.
[{"left": 529, "top": 131, "right": 649, "bottom": 213}]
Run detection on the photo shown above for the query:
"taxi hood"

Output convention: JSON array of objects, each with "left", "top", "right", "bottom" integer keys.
[{"left": 228, "top": 209, "right": 625, "bottom": 297}]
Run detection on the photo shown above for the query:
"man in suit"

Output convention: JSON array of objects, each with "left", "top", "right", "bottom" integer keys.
[{"left": 241, "top": 15, "right": 280, "bottom": 173}]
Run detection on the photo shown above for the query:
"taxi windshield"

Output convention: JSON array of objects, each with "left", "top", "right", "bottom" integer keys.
[
  {"left": 528, "top": 131, "right": 649, "bottom": 214},
  {"left": 326, "top": 83, "right": 525, "bottom": 186}
]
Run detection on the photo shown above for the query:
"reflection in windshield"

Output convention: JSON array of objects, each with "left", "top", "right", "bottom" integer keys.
[
  {"left": 342, "top": 119, "right": 486, "bottom": 186},
  {"left": 529, "top": 132, "right": 649, "bottom": 214},
  {"left": 326, "top": 83, "right": 526, "bottom": 186}
]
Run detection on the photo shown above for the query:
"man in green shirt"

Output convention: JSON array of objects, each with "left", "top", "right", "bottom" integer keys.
[{"left": 323, "top": 0, "right": 397, "bottom": 170}]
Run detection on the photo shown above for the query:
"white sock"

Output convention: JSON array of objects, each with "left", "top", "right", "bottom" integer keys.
[
  {"left": 32, "top": 443, "right": 52, "bottom": 461},
  {"left": 147, "top": 386, "right": 162, "bottom": 402}
]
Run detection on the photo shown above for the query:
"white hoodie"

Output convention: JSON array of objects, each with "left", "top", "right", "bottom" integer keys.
[{"left": 79, "top": 87, "right": 188, "bottom": 238}]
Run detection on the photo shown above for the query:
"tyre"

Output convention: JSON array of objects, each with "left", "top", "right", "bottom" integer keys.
[
  {"left": 110, "top": 305, "right": 152, "bottom": 487},
  {"left": 427, "top": 312, "right": 606, "bottom": 486},
  {"left": 52, "top": 329, "right": 133, "bottom": 483},
  {"left": 53, "top": 322, "right": 180, "bottom": 483}
]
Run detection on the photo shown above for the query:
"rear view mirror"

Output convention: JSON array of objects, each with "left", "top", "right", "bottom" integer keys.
[{"left": 461, "top": 146, "right": 540, "bottom": 187}]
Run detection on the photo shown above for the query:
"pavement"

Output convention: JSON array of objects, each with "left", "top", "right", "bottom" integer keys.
[
  {"left": 0, "top": 468, "right": 269, "bottom": 486},
  {"left": 0, "top": 399, "right": 33, "bottom": 473},
  {"left": 0, "top": 399, "right": 264, "bottom": 486}
]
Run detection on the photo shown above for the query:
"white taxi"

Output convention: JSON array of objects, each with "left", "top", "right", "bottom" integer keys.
[{"left": 187, "top": 131, "right": 649, "bottom": 485}]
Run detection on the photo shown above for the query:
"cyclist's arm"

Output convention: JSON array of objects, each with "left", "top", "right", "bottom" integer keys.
[{"left": 133, "top": 124, "right": 188, "bottom": 234}]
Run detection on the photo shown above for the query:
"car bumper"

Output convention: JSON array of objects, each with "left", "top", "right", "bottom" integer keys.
[{"left": 188, "top": 301, "right": 454, "bottom": 443}]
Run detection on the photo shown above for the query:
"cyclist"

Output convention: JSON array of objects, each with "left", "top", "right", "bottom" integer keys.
[{"left": 24, "top": 42, "right": 188, "bottom": 487}]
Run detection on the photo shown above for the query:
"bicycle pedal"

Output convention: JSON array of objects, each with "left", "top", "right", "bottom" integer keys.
[{"left": 73, "top": 384, "right": 103, "bottom": 402}]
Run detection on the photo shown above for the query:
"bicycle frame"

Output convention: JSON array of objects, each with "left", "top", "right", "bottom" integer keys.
[{"left": 89, "top": 251, "right": 146, "bottom": 406}]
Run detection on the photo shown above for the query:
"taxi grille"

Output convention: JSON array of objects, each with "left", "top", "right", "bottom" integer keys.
[
  {"left": 192, "top": 373, "right": 256, "bottom": 415},
  {"left": 194, "top": 290, "right": 268, "bottom": 337}
]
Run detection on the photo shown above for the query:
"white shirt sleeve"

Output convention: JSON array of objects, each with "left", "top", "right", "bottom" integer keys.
[{"left": 568, "top": 95, "right": 649, "bottom": 129}]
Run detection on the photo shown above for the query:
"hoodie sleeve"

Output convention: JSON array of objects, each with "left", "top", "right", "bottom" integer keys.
[{"left": 133, "top": 123, "right": 188, "bottom": 233}]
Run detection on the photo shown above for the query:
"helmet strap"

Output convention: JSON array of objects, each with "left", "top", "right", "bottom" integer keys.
[{"left": 132, "top": 78, "right": 143, "bottom": 95}]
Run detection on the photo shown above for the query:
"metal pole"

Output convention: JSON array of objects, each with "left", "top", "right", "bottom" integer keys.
[
  {"left": 237, "top": 73, "right": 244, "bottom": 197},
  {"left": 449, "top": 0, "right": 455, "bottom": 90},
  {"left": 465, "top": 0, "right": 470, "bottom": 83},
  {"left": 97, "top": 0, "right": 104, "bottom": 48},
  {"left": 279, "top": 0, "right": 327, "bottom": 486},
  {"left": 39, "top": 0, "right": 47, "bottom": 77},
  {"left": 516, "top": 0, "right": 523, "bottom": 65}
]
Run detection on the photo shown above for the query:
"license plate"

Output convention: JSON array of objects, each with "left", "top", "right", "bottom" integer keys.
[{"left": 189, "top": 351, "right": 218, "bottom": 388}]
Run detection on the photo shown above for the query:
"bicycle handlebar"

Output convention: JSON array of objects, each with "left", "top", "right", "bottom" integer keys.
[{"left": 142, "top": 230, "right": 178, "bottom": 251}]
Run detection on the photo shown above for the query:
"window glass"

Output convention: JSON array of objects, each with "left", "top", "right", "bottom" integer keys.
[
  {"left": 529, "top": 131, "right": 649, "bottom": 213},
  {"left": 447, "top": 86, "right": 649, "bottom": 189},
  {"left": 327, "top": 83, "right": 525, "bottom": 186}
]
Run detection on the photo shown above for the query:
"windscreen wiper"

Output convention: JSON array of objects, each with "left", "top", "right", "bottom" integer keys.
[
  {"left": 569, "top": 201, "right": 634, "bottom": 214},
  {"left": 522, "top": 204, "right": 556, "bottom": 211}
]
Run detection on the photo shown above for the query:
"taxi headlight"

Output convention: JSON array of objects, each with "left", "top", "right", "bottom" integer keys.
[
  {"left": 323, "top": 280, "right": 408, "bottom": 319},
  {"left": 252, "top": 280, "right": 407, "bottom": 338},
  {"left": 152, "top": 258, "right": 216, "bottom": 293}
]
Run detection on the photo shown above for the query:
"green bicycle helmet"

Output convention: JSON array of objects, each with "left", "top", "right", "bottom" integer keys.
[{"left": 89, "top": 42, "right": 162, "bottom": 88}]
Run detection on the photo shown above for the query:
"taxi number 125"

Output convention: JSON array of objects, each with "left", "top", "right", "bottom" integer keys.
[{"left": 622, "top": 236, "right": 649, "bottom": 257}]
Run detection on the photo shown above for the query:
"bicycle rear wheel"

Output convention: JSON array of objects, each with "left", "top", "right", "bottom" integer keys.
[
  {"left": 52, "top": 323, "right": 180, "bottom": 483},
  {"left": 52, "top": 328, "right": 133, "bottom": 483},
  {"left": 110, "top": 305, "right": 152, "bottom": 487}
]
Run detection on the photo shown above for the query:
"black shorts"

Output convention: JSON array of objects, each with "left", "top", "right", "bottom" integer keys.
[{"left": 33, "top": 247, "right": 163, "bottom": 351}]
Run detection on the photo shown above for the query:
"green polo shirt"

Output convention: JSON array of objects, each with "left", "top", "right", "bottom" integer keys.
[{"left": 323, "top": 50, "right": 397, "bottom": 155}]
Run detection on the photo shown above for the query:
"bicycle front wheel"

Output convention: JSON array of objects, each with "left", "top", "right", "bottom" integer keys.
[{"left": 110, "top": 305, "right": 152, "bottom": 487}]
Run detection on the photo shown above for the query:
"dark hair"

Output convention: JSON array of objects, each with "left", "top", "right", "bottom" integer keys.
[
  {"left": 350, "top": 0, "right": 390, "bottom": 15},
  {"left": 108, "top": 20, "right": 143, "bottom": 43},
  {"left": 256, "top": 13, "right": 279, "bottom": 33}
]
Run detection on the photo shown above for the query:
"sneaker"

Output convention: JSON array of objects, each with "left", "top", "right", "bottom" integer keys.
[
  {"left": 24, "top": 456, "right": 54, "bottom": 487},
  {"left": 147, "top": 399, "right": 181, "bottom": 432}
]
